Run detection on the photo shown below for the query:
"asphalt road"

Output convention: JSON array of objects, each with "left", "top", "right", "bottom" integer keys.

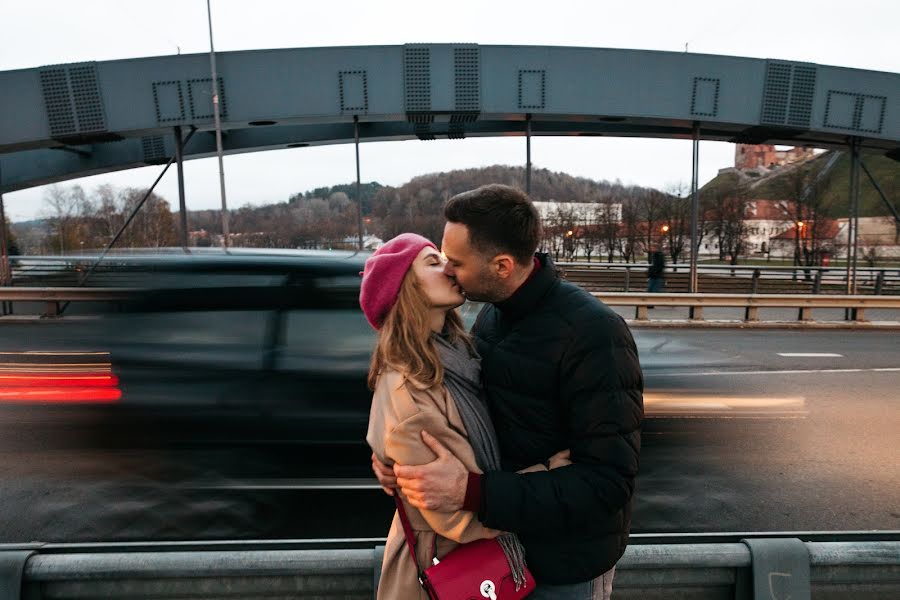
[{"left": 0, "top": 328, "right": 897, "bottom": 542}]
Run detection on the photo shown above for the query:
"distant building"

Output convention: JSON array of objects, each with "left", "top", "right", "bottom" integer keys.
[
  {"left": 533, "top": 201, "right": 621, "bottom": 225},
  {"left": 189, "top": 229, "right": 212, "bottom": 247},
  {"left": 768, "top": 219, "right": 842, "bottom": 261},
  {"left": 767, "top": 215, "right": 899, "bottom": 261},
  {"left": 743, "top": 199, "right": 793, "bottom": 254},
  {"left": 837, "top": 217, "right": 900, "bottom": 260},
  {"left": 734, "top": 144, "right": 815, "bottom": 170},
  {"left": 340, "top": 234, "right": 383, "bottom": 250}
]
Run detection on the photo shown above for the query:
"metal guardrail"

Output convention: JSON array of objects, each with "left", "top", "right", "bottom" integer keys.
[
  {"left": 2, "top": 288, "right": 899, "bottom": 325},
  {"left": 2, "top": 538, "right": 897, "bottom": 599},
  {"left": 6, "top": 257, "right": 900, "bottom": 295},
  {"left": 559, "top": 261, "right": 900, "bottom": 296},
  {"left": 593, "top": 292, "right": 900, "bottom": 323},
  {"left": 0, "top": 287, "right": 137, "bottom": 317}
]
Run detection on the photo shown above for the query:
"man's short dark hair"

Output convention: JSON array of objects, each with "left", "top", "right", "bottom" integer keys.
[{"left": 444, "top": 184, "right": 542, "bottom": 264}]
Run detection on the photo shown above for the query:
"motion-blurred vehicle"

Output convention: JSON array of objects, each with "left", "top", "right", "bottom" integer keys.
[{"left": 1, "top": 250, "right": 392, "bottom": 468}]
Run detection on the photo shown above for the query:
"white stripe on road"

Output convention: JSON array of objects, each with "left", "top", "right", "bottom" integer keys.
[
  {"left": 777, "top": 353, "right": 844, "bottom": 357},
  {"left": 187, "top": 478, "right": 383, "bottom": 491},
  {"left": 645, "top": 393, "right": 806, "bottom": 417},
  {"left": 650, "top": 367, "right": 900, "bottom": 377}
]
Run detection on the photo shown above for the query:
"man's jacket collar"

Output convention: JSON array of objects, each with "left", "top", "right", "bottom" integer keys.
[{"left": 494, "top": 253, "right": 558, "bottom": 320}]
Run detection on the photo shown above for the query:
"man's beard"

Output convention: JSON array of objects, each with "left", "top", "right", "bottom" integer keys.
[{"left": 458, "top": 274, "right": 507, "bottom": 303}]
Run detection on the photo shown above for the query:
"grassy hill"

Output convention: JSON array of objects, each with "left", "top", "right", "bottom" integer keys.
[{"left": 702, "top": 150, "right": 899, "bottom": 218}]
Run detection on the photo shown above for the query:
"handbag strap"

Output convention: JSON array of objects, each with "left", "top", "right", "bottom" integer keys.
[{"left": 393, "top": 492, "right": 422, "bottom": 574}]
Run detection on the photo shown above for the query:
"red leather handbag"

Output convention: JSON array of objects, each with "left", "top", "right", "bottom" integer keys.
[{"left": 393, "top": 495, "right": 536, "bottom": 600}]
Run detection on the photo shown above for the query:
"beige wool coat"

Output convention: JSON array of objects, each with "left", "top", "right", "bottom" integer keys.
[{"left": 367, "top": 369, "right": 565, "bottom": 600}]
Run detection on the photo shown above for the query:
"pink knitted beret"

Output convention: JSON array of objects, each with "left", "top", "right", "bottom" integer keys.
[{"left": 359, "top": 233, "right": 437, "bottom": 329}]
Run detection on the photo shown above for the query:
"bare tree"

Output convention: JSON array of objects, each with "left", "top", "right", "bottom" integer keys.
[
  {"left": 661, "top": 182, "right": 691, "bottom": 264},
  {"left": 618, "top": 198, "right": 641, "bottom": 263},
  {"left": 43, "top": 185, "right": 89, "bottom": 253},
  {"left": 637, "top": 189, "right": 666, "bottom": 261},
  {"left": 717, "top": 192, "right": 749, "bottom": 265},
  {"left": 775, "top": 161, "right": 835, "bottom": 267},
  {"left": 596, "top": 200, "right": 620, "bottom": 262}
]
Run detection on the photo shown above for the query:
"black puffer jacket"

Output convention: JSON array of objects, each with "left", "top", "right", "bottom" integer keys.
[{"left": 473, "top": 254, "right": 643, "bottom": 584}]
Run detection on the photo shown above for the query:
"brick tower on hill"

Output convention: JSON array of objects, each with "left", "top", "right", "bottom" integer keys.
[{"left": 734, "top": 144, "right": 815, "bottom": 169}]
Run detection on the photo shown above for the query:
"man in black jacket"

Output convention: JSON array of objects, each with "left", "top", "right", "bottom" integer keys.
[{"left": 375, "top": 184, "right": 643, "bottom": 598}]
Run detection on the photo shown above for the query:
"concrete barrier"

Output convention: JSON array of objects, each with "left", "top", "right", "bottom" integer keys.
[{"left": 2, "top": 538, "right": 897, "bottom": 599}]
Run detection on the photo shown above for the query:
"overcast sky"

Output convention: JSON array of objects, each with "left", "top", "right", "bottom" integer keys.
[{"left": 2, "top": 0, "right": 897, "bottom": 222}]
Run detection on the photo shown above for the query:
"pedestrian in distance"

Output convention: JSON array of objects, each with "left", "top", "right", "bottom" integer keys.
[
  {"left": 647, "top": 248, "right": 666, "bottom": 294},
  {"left": 372, "top": 185, "right": 644, "bottom": 600},
  {"left": 361, "top": 232, "right": 570, "bottom": 600}
]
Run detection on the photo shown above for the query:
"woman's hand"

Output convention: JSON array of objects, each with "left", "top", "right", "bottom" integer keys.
[
  {"left": 371, "top": 453, "right": 396, "bottom": 496},
  {"left": 547, "top": 448, "right": 571, "bottom": 470},
  {"left": 517, "top": 448, "right": 572, "bottom": 473}
]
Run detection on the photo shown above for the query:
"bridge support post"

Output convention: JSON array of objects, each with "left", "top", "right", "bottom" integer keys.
[
  {"left": 206, "top": 0, "right": 230, "bottom": 249},
  {"left": 0, "top": 190, "right": 11, "bottom": 316},
  {"left": 525, "top": 114, "right": 532, "bottom": 196},
  {"left": 355, "top": 116, "right": 364, "bottom": 251},
  {"left": 174, "top": 126, "right": 189, "bottom": 253},
  {"left": 0, "top": 191, "right": 9, "bottom": 286},
  {"left": 847, "top": 138, "right": 861, "bottom": 295},
  {"left": 689, "top": 122, "right": 700, "bottom": 295}
]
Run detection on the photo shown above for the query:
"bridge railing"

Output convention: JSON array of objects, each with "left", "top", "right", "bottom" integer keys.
[
  {"left": 558, "top": 261, "right": 900, "bottom": 296},
  {"left": 2, "top": 288, "right": 899, "bottom": 325},
  {"left": 2, "top": 537, "right": 897, "bottom": 599},
  {"left": 5, "top": 256, "right": 900, "bottom": 295},
  {"left": 592, "top": 292, "right": 900, "bottom": 324}
]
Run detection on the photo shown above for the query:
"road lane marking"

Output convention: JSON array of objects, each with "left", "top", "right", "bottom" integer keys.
[
  {"left": 644, "top": 393, "right": 806, "bottom": 418},
  {"left": 649, "top": 367, "right": 900, "bottom": 377},
  {"left": 777, "top": 353, "right": 843, "bottom": 357}
]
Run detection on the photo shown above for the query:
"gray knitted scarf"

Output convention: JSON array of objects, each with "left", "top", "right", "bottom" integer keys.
[{"left": 432, "top": 332, "right": 529, "bottom": 590}]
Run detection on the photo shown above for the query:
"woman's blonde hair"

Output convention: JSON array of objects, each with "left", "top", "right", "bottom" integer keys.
[{"left": 367, "top": 269, "right": 473, "bottom": 390}]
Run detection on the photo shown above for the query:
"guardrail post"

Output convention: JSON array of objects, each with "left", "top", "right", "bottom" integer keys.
[
  {"left": 742, "top": 538, "right": 810, "bottom": 600},
  {"left": 0, "top": 550, "right": 35, "bottom": 600},
  {"left": 690, "top": 305, "right": 703, "bottom": 321},
  {"left": 44, "top": 301, "right": 60, "bottom": 318},
  {"left": 874, "top": 271, "right": 885, "bottom": 295},
  {"left": 750, "top": 269, "right": 760, "bottom": 294},
  {"left": 813, "top": 270, "right": 823, "bottom": 294},
  {"left": 624, "top": 267, "right": 631, "bottom": 292},
  {"left": 373, "top": 545, "right": 384, "bottom": 599},
  {"left": 799, "top": 307, "right": 812, "bottom": 322},
  {"left": 636, "top": 305, "right": 649, "bottom": 320},
  {"left": 854, "top": 307, "right": 866, "bottom": 322},
  {"left": 744, "top": 306, "right": 759, "bottom": 322}
]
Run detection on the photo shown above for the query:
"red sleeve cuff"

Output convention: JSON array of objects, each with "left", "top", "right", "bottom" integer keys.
[{"left": 462, "top": 472, "right": 483, "bottom": 512}]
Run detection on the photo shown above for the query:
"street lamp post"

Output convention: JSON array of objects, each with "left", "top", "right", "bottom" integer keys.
[{"left": 206, "top": 0, "right": 230, "bottom": 249}]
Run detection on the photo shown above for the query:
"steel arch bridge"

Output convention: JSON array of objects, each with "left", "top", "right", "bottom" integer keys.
[{"left": 0, "top": 44, "right": 898, "bottom": 193}]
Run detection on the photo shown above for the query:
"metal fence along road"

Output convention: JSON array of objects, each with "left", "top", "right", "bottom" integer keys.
[
  {"left": 558, "top": 262, "right": 900, "bottom": 296},
  {"left": 3, "top": 287, "right": 899, "bottom": 326}
]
